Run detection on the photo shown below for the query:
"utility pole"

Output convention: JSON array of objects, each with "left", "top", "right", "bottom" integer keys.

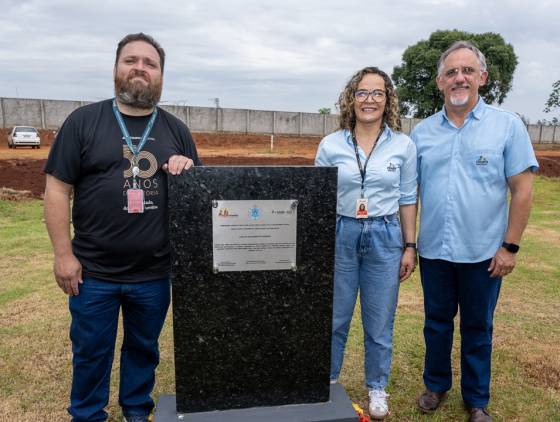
[{"left": 209, "top": 97, "right": 221, "bottom": 132}]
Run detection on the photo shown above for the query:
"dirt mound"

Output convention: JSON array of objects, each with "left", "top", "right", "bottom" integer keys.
[
  {"left": 0, "top": 155, "right": 316, "bottom": 200},
  {"left": 0, "top": 159, "right": 47, "bottom": 199},
  {"left": 537, "top": 155, "right": 560, "bottom": 177}
]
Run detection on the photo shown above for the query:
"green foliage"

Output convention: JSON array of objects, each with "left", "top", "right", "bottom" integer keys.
[
  {"left": 544, "top": 79, "right": 560, "bottom": 113},
  {"left": 318, "top": 107, "right": 331, "bottom": 115},
  {"left": 392, "top": 29, "right": 518, "bottom": 118}
]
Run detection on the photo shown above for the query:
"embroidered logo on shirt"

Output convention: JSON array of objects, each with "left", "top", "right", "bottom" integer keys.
[
  {"left": 387, "top": 162, "right": 398, "bottom": 172},
  {"left": 476, "top": 155, "right": 489, "bottom": 166}
]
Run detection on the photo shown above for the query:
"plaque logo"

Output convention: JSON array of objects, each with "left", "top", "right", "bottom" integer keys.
[{"left": 249, "top": 206, "right": 261, "bottom": 220}]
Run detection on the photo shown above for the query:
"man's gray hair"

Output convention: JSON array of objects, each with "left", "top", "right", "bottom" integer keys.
[{"left": 437, "top": 40, "right": 487, "bottom": 76}]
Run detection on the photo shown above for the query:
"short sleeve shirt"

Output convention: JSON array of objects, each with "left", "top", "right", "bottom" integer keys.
[
  {"left": 410, "top": 98, "right": 538, "bottom": 263},
  {"left": 44, "top": 99, "right": 202, "bottom": 282}
]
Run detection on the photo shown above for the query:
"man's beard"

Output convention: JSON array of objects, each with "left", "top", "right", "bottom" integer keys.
[
  {"left": 449, "top": 85, "right": 470, "bottom": 106},
  {"left": 114, "top": 70, "right": 162, "bottom": 109},
  {"left": 450, "top": 95, "right": 469, "bottom": 106}
]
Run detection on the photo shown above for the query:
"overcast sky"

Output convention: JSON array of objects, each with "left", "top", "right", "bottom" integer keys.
[{"left": 1, "top": 0, "right": 559, "bottom": 123}]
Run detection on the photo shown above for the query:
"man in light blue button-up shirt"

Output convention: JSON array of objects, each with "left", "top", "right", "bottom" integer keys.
[{"left": 411, "top": 41, "right": 538, "bottom": 422}]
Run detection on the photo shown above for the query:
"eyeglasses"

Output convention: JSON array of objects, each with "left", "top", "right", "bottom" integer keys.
[
  {"left": 443, "top": 66, "right": 478, "bottom": 79},
  {"left": 354, "top": 89, "right": 386, "bottom": 103}
]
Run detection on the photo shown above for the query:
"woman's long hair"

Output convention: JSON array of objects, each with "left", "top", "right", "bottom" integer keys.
[{"left": 337, "top": 66, "right": 401, "bottom": 132}]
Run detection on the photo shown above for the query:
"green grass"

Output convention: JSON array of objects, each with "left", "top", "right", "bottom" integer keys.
[{"left": 1, "top": 177, "right": 559, "bottom": 421}]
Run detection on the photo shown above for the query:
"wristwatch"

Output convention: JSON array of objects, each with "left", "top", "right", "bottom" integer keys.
[
  {"left": 404, "top": 242, "right": 417, "bottom": 250},
  {"left": 501, "top": 242, "right": 520, "bottom": 253}
]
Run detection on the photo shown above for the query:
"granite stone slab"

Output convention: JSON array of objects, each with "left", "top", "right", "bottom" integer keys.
[
  {"left": 168, "top": 166, "right": 338, "bottom": 414},
  {"left": 154, "top": 384, "right": 358, "bottom": 422}
]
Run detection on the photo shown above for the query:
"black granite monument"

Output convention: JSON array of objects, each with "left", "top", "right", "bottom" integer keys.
[{"left": 157, "top": 166, "right": 357, "bottom": 421}]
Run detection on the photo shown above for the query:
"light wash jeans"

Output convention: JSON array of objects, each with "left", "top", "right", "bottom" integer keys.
[{"left": 330, "top": 215, "right": 402, "bottom": 390}]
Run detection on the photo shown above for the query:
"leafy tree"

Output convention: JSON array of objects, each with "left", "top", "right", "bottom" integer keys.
[
  {"left": 544, "top": 79, "right": 560, "bottom": 114},
  {"left": 318, "top": 107, "right": 331, "bottom": 114},
  {"left": 392, "top": 30, "right": 518, "bottom": 118}
]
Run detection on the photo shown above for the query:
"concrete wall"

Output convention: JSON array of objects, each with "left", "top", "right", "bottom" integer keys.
[
  {"left": 160, "top": 105, "right": 188, "bottom": 124},
  {"left": 1, "top": 98, "right": 42, "bottom": 128},
  {"left": 248, "top": 110, "right": 273, "bottom": 133},
  {"left": 273, "top": 112, "right": 298, "bottom": 135},
  {"left": 189, "top": 106, "right": 217, "bottom": 132},
  {"left": 1, "top": 97, "right": 559, "bottom": 143},
  {"left": 221, "top": 108, "right": 248, "bottom": 133},
  {"left": 540, "top": 126, "right": 556, "bottom": 143},
  {"left": 44, "top": 100, "right": 86, "bottom": 129},
  {"left": 325, "top": 115, "right": 339, "bottom": 134},
  {"left": 301, "top": 113, "right": 323, "bottom": 135},
  {"left": 527, "top": 125, "right": 542, "bottom": 142}
]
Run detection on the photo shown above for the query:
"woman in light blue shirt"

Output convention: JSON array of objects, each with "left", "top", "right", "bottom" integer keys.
[{"left": 315, "top": 66, "right": 417, "bottom": 419}]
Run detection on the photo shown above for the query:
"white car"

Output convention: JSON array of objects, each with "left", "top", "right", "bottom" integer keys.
[{"left": 8, "top": 126, "right": 41, "bottom": 149}]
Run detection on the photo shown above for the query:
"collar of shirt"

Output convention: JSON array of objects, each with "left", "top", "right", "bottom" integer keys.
[
  {"left": 342, "top": 125, "right": 393, "bottom": 151},
  {"left": 439, "top": 96, "right": 486, "bottom": 127}
]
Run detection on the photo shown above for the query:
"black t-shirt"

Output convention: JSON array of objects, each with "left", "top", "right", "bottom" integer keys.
[{"left": 44, "top": 99, "right": 201, "bottom": 282}]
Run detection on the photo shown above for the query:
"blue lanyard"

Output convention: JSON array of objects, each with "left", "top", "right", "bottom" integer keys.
[{"left": 112, "top": 98, "right": 158, "bottom": 157}]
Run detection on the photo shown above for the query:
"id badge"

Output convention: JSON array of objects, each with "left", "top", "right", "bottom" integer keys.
[
  {"left": 127, "top": 189, "right": 145, "bottom": 214},
  {"left": 355, "top": 198, "right": 368, "bottom": 219}
]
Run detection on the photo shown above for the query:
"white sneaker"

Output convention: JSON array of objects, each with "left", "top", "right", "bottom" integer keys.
[{"left": 368, "top": 389, "right": 389, "bottom": 419}]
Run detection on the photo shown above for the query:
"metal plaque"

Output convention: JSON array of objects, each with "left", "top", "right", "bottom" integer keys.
[{"left": 212, "top": 199, "right": 297, "bottom": 272}]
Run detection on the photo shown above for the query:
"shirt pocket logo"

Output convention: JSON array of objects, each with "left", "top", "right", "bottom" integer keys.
[
  {"left": 463, "top": 149, "right": 502, "bottom": 182},
  {"left": 386, "top": 162, "right": 399, "bottom": 172},
  {"left": 475, "top": 155, "right": 489, "bottom": 166}
]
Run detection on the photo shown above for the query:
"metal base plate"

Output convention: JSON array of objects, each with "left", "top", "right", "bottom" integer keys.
[{"left": 154, "top": 383, "right": 358, "bottom": 422}]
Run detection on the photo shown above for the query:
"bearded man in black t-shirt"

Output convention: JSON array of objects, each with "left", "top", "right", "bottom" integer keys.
[{"left": 44, "top": 33, "right": 201, "bottom": 422}]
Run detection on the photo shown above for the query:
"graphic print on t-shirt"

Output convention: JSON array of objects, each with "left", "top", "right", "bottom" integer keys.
[{"left": 121, "top": 142, "right": 161, "bottom": 212}]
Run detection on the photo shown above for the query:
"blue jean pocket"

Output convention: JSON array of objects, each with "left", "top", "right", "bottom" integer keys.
[{"left": 383, "top": 218, "right": 403, "bottom": 251}]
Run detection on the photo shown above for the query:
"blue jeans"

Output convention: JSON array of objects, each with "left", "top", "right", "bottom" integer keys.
[
  {"left": 330, "top": 215, "right": 402, "bottom": 390},
  {"left": 419, "top": 257, "right": 502, "bottom": 408},
  {"left": 68, "top": 277, "right": 171, "bottom": 422}
]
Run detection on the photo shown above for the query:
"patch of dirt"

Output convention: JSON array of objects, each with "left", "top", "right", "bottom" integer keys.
[
  {"left": 524, "top": 225, "right": 560, "bottom": 244},
  {"left": 0, "top": 159, "right": 47, "bottom": 199},
  {"left": 536, "top": 155, "right": 560, "bottom": 177},
  {"left": 0, "top": 133, "right": 558, "bottom": 200},
  {"left": 520, "top": 353, "right": 560, "bottom": 391}
]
